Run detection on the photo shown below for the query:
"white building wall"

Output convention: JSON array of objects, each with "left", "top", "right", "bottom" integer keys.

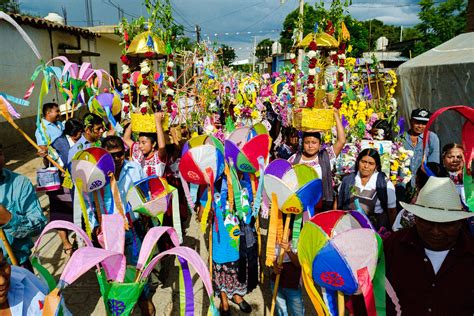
[{"left": 0, "top": 20, "right": 122, "bottom": 148}]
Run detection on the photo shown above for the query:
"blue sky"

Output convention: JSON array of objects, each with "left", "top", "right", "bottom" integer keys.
[{"left": 19, "top": 0, "right": 422, "bottom": 59}]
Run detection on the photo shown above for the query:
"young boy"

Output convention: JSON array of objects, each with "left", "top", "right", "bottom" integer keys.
[{"left": 271, "top": 235, "right": 305, "bottom": 316}]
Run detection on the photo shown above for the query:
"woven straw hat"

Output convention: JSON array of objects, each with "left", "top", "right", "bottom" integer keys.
[{"left": 400, "top": 177, "right": 472, "bottom": 223}]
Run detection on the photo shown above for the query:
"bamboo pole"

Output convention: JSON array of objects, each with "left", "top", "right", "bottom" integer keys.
[
  {"left": 338, "top": 291, "right": 345, "bottom": 316},
  {"left": 0, "top": 228, "right": 18, "bottom": 265},
  {"left": 0, "top": 112, "right": 66, "bottom": 174},
  {"left": 270, "top": 215, "right": 292, "bottom": 316}
]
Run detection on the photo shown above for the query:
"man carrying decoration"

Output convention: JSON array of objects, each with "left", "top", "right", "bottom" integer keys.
[{"left": 35, "top": 102, "right": 75, "bottom": 256}]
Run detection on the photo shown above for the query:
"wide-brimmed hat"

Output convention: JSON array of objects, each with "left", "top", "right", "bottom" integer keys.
[{"left": 400, "top": 177, "right": 472, "bottom": 223}]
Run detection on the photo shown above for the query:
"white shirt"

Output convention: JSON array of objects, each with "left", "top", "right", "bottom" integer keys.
[
  {"left": 353, "top": 171, "right": 396, "bottom": 214},
  {"left": 424, "top": 248, "right": 449, "bottom": 274}
]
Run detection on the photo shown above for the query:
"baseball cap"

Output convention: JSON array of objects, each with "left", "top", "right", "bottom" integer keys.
[{"left": 411, "top": 108, "right": 431, "bottom": 122}]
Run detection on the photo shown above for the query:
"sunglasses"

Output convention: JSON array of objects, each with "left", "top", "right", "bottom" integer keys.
[{"left": 110, "top": 151, "right": 125, "bottom": 159}]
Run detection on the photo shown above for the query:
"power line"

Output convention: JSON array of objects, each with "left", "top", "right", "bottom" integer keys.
[
  {"left": 239, "top": 3, "right": 285, "bottom": 33},
  {"left": 199, "top": 1, "right": 266, "bottom": 25},
  {"left": 171, "top": 1, "right": 194, "bottom": 29},
  {"left": 102, "top": 0, "right": 139, "bottom": 19},
  {"left": 203, "top": 29, "right": 282, "bottom": 37}
]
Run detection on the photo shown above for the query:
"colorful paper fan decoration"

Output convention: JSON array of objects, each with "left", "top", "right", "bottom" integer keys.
[
  {"left": 310, "top": 209, "right": 374, "bottom": 236},
  {"left": 70, "top": 147, "right": 127, "bottom": 238},
  {"left": 126, "top": 175, "right": 183, "bottom": 243},
  {"left": 264, "top": 159, "right": 323, "bottom": 217},
  {"left": 179, "top": 134, "right": 224, "bottom": 185},
  {"left": 71, "top": 147, "right": 115, "bottom": 193},
  {"left": 224, "top": 124, "right": 271, "bottom": 173},
  {"left": 179, "top": 135, "right": 225, "bottom": 232},
  {"left": 263, "top": 159, "right": 323, "bottom": 265},
  {"left": 263, "top": 159, "right": 324, "bottom": 315},
  {"left": 35, "top": 216, "right": 218, "bottom": 316},
  {"left": 89, "top": 92, "right": 123, "bottom": 131},
  {"left": 298, "top": 210, "right": 400, "bottom": 316}
]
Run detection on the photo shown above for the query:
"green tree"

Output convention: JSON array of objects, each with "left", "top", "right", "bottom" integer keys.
[
  {"left": 174, "top": 36, "right": 194, "bottom": 52},
  {"left": 359, "top": 19, "right": 421, "bottom": 56},
  {"left": 279, "top": 3, "right": 319, "bottom": 52},
  {"left": 343, "top": 15, "right": 368, "bottom": 57},
  {"left": 0, "top": 0, "right": 20, "bottom": 13},
  {"left": 414, "top": 0, "right": 467, "bottom": 55},
  {"left": 218, "top": 44, "right": 236, "bottom": 66},
  {"left": 280, "top": 1, "right": 366, "bottom": 55},
  {"left": 256, "top": 38, "right": 274, "bottom": 61}
]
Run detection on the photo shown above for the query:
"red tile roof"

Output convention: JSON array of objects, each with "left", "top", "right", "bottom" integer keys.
[{"left": 8, "top": 13, "right": 100, "bottom": 38}]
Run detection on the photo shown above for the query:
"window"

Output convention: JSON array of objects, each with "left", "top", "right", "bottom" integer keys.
[{"left": 109, "top": 62, "right": 118, "bottom": 82}]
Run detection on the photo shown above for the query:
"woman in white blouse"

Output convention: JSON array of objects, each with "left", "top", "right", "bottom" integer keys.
[{"left": 337, "top": 148, "right": 397, "bottom": 231}]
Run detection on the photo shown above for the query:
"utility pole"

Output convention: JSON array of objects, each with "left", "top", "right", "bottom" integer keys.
[
  {"left": 252, "top": 35, "right": 257, "bottom": 73},
  {"left": 297, "top": 0, "right": 304, "bottom": 68},
  {"left": 195, "top": 25, "right": 201, "bottom": 43},
  {"left": 117, "top": 5, "right": 124, "bottom": 21},
  {"left": 85, "top": 0, "right": 90, "bottom": 26},
  {"left": 400, "top": 25, "right": 403, "bottom": 42},
  {"left": 84, "top": 0, "right": 94, "bottom": 26},
  {"left": 89, "top": 0, "right": 94, "bottom": 26},
  {"left": 61, "top": 6, "right": 68, "bottom": 25}
]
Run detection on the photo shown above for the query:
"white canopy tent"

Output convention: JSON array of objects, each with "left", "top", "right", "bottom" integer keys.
[{"left": 397, "top": 32, "right": 474, "bottom": 147}]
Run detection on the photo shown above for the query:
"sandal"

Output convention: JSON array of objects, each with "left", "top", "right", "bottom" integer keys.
[
  {"left": 231, "top": 297, "right": 251, "bottom": 313},
  {"left": 63, "top": 242, "right": 77, "bottom": 256},
  {"left": 63, "top": 247, "right": 74, "bottom": 256}
]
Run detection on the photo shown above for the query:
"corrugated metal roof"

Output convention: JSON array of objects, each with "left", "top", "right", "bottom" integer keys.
[{"left": 7, "top": 13, "right": 100, "bottom": 38}]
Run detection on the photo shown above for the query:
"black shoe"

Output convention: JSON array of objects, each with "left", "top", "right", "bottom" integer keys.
[{"left": 231, "top": 298, "right": 251, "bottom": 313}]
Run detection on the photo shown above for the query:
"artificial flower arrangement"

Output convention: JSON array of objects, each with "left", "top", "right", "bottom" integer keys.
[
  {"left": 117, "top": 1, "right": 180, "bottom": 133},
  {"left": 233, "top": 75, "right": 263, "bottom": 126},
  {"left": 291, "top": 19, "right": 351, "bottom": 132}
]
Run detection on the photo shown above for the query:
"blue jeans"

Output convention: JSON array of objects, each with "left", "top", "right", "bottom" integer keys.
[{"left": 271, "top": 282, "right": 305, "bottom": 316}]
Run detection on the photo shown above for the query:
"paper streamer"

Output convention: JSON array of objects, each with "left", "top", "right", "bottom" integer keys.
[{"left": 0, "top": 12, "right": 42, "bottom": 60}]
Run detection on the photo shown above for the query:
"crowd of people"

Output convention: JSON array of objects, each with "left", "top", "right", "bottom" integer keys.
[{"left": 0, "top": 101, "right": 472, "bottom": 316}]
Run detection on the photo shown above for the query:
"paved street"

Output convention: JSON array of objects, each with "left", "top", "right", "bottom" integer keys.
[{"left": 4, "top": 143, "right": 312, "bottom": 315}]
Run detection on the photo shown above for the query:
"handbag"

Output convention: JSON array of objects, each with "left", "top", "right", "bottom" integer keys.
[{"left": 36, "top": 166, "right": 61, "bottom": 192}]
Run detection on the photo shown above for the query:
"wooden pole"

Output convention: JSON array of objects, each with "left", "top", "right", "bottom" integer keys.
[
  {"left": 0, "top": 112, "right": 66, "bottom": 174},
  {"left": 338, "top": 291, "right": 345, "bottom": 316},
  {"left": 0, "top": 228, "right": 18, "bottom": 265},
  {"left": 270, "top": 215, "right": 292, "bottom": 316},
  {"left": 209, "top": 224, "right": 213, "bottom": 277}
]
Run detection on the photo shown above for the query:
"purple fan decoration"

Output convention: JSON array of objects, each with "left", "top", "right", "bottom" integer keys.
[
  {"left": 361, "top": 85, "right": 372, "bottom": 100},
  {"left": 397, "top": 117, "right": 405, "bottom": 136}
]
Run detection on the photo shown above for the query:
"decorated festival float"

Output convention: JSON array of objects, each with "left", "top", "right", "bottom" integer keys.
[
  {"left": 116, "top": 1, "right": 173, "bottom": 134},
  {"left": 275, "top": 4, "right": 414, "bottom": 187}
]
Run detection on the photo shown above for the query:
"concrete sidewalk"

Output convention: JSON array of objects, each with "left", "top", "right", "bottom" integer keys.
[{"left": 4, "top": 143, "right": 313, "bottom": 315}]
